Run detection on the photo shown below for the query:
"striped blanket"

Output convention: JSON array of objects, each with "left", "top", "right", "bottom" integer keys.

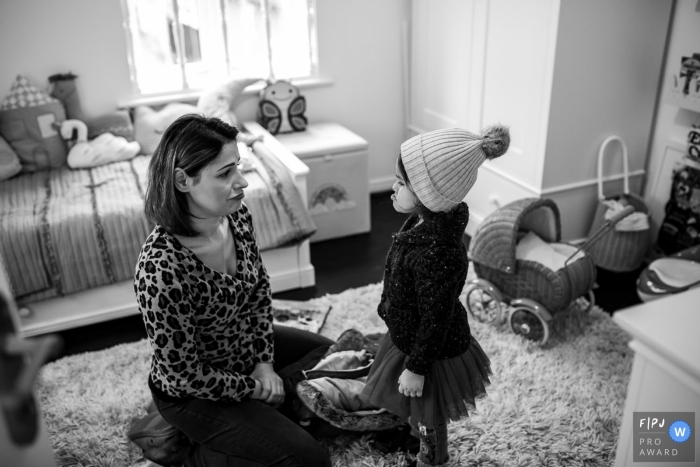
[{"left": 0, "top": 142, "right": 315, "bottom": 305}]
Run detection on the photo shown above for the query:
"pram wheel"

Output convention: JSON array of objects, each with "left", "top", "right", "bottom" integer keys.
[
  {"left": 508, "top": 302, "right": 550, "bottom": 345},
  {"left": 464, "top": 279, "right": 503, "bottom": 324}
]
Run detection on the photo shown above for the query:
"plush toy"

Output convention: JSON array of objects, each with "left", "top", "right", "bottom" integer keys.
[
  {"left": 0, "top": 134, "right": 21, "bottom": 180},
  {"left": 132, "top": 103, "right": 200, "bottom": 155},
  {"left": 0, "top": 74, "right": 67, "bottom": 171},
  {"left": 197, "top": 77, "right": 262, "bottom": 127},
  {"left": 60, "top": 119, "right": 140, "bottom": 169},
  {"left": 48, "top": 72, "right": 134, "bottom": 141},
  {"left": 197, "top": 76, "right": 265, "bottom": 147},
  {"left": 257, "top": 79, "right": 307, "bottom": 135}
]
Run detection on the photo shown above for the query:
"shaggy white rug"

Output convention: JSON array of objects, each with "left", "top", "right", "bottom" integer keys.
[{"left": 36, "top": 282, "right": 633, "bottom": 467}]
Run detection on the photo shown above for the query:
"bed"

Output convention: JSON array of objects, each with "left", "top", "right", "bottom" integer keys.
[{"left": 0, "top": 121, "right": 316, "bottom": 337}]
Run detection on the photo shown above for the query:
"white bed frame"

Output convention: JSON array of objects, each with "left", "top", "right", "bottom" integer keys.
[{"left": 0, "top": 121, "right": 315, "bottom": 337}]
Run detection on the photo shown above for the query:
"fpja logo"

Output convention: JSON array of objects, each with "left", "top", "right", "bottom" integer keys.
[{"left": 634, "top": 412, "right": 695, "bottom": 463}]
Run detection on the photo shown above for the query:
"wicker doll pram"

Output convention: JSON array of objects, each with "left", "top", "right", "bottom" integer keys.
[{"left": 466, "top": 197, "right": 633, "bottom": 345}]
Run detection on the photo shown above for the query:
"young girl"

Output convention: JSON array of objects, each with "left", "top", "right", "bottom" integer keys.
[{"left": 362, "top": 125, "right": 510, "bottom": 466}]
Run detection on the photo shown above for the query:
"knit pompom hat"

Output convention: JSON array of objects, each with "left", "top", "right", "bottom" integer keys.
[{"left": 400, "top": 125, "right": 510, "bottom": 212}]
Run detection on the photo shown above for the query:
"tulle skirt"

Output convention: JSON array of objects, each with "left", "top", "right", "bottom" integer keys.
[{"left": 361, "top": 333, "right": 492, "bottom": 427}]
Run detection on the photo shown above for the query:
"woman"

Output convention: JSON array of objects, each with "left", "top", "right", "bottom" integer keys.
[{"left": 134, "top": 114, "right": 333, "bottom": 466}]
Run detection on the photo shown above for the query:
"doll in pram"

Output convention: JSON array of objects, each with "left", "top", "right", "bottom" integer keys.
[{"left": 465, "top": 197, "right": 633, "bottom": 345}]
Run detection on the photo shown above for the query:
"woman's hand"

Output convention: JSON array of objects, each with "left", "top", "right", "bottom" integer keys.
[
  {"left": 398, "top": 369, "right": 424, "bottom": 398},
  {"left": 250, "top": 362, "right": 285, "bottom": 406}
]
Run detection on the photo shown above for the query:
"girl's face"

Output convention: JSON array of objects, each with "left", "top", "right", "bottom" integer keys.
[
  {"left": 182, "top": 142, "right": 249, "bottom": 219},
  {"left": 391, "top": 160, "right": 419, "bottom": 214}
]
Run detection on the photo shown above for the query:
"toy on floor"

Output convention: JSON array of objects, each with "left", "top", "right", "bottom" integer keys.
[
  {"left": 48, "top": 72, "right": 134, "bottom": 141},
  {"left": 466, "top": 197, "right": 633, "bottom": 345},
  {"left": 257, "top": 79, "right": 307, "bottom": 135},
  {"left": 0, "top": 74, "right": 67, "bottom": 171},
  {"left": 60, "top": 119, "right": 140, "bottom": 169},
  {"left": 637, "top": 245, "right": 700, "bottom": 302}
]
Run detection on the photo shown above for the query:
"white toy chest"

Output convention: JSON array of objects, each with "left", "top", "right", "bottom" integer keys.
[{"left": 275, "top": 123, "right": 370, "bottom": 242}]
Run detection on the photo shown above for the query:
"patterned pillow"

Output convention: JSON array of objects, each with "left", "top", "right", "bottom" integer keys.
[
  {"left": 133, "top": 103, "right": 200, "bottom": 155},
  {"left": 0, "top": 74, "right": 67, "bottom": 171},
  {"left": 0, "top": 134, "right": 21, "bottom": 181}
]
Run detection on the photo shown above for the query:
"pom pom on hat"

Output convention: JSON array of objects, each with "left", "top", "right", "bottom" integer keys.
[
  {"left": 400, "top": 124, "right": 510, "bottom": 212},
  {"left": 481, "top": 124, "right": 510, "bottom": 160}
]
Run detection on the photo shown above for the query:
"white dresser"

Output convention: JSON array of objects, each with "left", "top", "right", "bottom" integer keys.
[{"left": 613, "top": 288, "right": 700, "bottom": 466}]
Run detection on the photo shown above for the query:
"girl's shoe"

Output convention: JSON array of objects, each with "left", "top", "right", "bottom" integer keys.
[{"left": 372, "top": 424, "right": 420, "bottom": 454}]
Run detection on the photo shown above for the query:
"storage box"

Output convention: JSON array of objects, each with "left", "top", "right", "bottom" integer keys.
[{"left": 275, "top": 123, "right": 370, "bottom": 242}]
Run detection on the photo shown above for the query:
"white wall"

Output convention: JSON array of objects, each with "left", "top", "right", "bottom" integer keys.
[
  {"left": 0, "top": 0, "right": 408, "bottom": 192},
  {"left": 0, "top": 0, "right": 133, "bottom": 117},
  {"left": 544, "top": 0, "right": 672, "bottom": 190},
  {"left": 543, "top": 0, "right": 673, "bottom": 240}
]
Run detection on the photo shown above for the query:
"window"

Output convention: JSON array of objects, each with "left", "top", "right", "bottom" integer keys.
[{"left": 121, "top": 0, "right": 319, "bottom": 96}]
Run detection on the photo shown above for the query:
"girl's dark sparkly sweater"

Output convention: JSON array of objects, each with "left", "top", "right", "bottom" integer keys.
[{"left": 378, "top": 202, "right": 471, "bottom": 375}]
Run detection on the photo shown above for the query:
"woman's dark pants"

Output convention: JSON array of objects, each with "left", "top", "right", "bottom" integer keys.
[{"left": 152, "top": 325, "right": 335, "bottom": 467}]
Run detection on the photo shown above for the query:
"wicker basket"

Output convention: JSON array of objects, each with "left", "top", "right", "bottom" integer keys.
[{"left": 587, "top": 136, "right": 650, "bottom": 272}]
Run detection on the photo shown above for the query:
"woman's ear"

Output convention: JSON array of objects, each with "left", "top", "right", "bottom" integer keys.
[{"left": 174, "top": 168, "right": 190, "bottom": 193}]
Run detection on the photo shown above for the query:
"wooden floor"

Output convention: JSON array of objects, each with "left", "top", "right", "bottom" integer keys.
[{"left": 51, "top": 190, "right": 640, "bottom": 360}]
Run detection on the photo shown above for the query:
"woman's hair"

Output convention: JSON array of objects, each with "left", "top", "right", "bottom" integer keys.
[
  {"left": 396, "top": 155, "right": 431, "bottom": 216},
  {"left": 144, "top": 114, "right": 239, "bottom": 236}
]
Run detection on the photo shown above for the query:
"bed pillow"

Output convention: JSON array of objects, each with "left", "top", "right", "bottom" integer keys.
[
  {"left": 133, "top": 103, "right": 199, "bottom": 155},
  {"left": 0, "top": 134, "right": 21, "bottom": 180},
  {"left": 0, "top": 74, "right": 67, "bottom": 171}
]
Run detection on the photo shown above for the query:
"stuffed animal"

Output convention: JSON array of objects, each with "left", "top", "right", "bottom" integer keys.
[
  {"left": 0, "top": 134, "right": 21, "bottom": 180},
  {"left": 257, "top": 79, "right": 307, "bottom": 135},
  {"left": 48, "top": 73, "right": 134, "bottom": 141},
  {"left": 197, "top": 76, "right": 264, "bottom": 147},
  {"left": 60, "top": 119, "right": 140, "bottom": 169},
  {"left": 0, "top": 74, "right": 67, "bottom": 171},
  {"left": 197, "top": 77, "right": 262, "bottom": 127},
  {"left": 132, "top": 103, "right": 199, "bottom": 155}
]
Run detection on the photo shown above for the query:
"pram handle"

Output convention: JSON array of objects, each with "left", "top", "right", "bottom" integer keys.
[{"left": 564, "top": 205, "right": 635, "bottom": 267}]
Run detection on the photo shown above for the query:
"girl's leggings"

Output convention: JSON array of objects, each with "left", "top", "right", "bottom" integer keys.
[{"left": 414, "top": 422, "right": 449, "bottom": 466}]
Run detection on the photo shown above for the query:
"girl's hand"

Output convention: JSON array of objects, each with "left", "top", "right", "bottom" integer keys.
[
  {"left": 250, "top": 362, "right": 285, "bottom": 406},
  {"left": 398, "top": 369, "right": 424, "bottom": 398}
]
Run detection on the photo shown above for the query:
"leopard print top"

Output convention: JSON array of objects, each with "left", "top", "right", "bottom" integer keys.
[{"left": 134, "top": 203, "right": 273, "bottom": 402}]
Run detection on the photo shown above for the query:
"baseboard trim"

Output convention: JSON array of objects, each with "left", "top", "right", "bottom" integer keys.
[
  {"left": 541, "top": 169, "right": 646, "bottom": 195},
  {"left": 478, "top": 164, "right": 646, "bottom": 197}
]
